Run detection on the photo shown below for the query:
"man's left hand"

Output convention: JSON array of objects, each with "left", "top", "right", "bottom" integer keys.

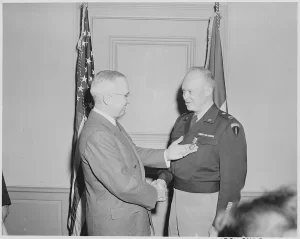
[{"left": 166, "top": 136, "right": 198, "bottom": 160}]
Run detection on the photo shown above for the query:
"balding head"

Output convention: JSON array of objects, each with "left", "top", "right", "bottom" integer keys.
[
  {"left": 90, "top": 70, "right": 126, "bottom": 103},
  {"left": 181, "top": 66, "right": 215, "bottom": 113},
  {"left": 188, "top": 66, "right": 215, "bottom": 89}
]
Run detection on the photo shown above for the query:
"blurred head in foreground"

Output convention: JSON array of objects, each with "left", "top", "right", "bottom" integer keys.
[{"left": 215, "top": 185, "right": 297, "bottom": 237}]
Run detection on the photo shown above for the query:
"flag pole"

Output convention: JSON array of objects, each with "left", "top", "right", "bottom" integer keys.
[
  {"left": 206, "top": 2, "right": 228, "bottom": 113},
  {"left": 214, "top": 2, "right": 228, "bottom": 113}
]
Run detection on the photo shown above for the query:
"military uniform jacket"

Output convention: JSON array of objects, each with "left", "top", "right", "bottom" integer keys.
[
  {"left": 158, "top": 104, "right": 247, "bottom": 224},
  {"left": 79, "top": 110, "right": 167, "bottom": 236}
]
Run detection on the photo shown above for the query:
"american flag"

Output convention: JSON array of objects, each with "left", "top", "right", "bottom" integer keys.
[
  {"left": 67, "top": 4, "right": 94, "bottom": 236},
  {"left": 205, "top": 8, "right": 228, "bottom": 113}
]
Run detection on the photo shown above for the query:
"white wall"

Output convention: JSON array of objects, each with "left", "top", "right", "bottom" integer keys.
[
  {"left": 2, "top": 3, "right": 77, "bottom": 187},
  {"left": 2, "top": 1, "right": 297, "bottom": 194},
  {"left": 226, "top": 3, "right": 297, "bottom": 192}
]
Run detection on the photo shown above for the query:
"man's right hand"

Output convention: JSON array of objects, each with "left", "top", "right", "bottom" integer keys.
[{"left": 166, "top": 136, "right": 198, "bottom": 160}]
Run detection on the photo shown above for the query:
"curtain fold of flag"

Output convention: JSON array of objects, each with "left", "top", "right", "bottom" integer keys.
[
  {"left": 67, "top": 4, "right": 94, "bottom": 236},
  {"left": 205, "top": 12, "right": 228, "bottom": 112}
]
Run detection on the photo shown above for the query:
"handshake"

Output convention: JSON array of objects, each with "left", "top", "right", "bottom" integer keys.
[{"left": 150, "top": 179, "right": 168, "bottom": 202}]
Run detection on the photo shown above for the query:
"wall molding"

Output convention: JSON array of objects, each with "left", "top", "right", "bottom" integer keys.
[
  {"left": 8, "top": 186, "right": 70, "bottom": 193},
  {"left": 109, "top": 36, "right": 196, "bottom": 72},
  {"left": 6, "top": 186, "right": 70, "bottom": 236},
  {"left": 91, "top": 16, "right": 217, "bottom": 21},
  {"left": 78, "top": 2, "right": 228, "bottom": 12}
]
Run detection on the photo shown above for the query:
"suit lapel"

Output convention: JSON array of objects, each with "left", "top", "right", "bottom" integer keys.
[
  {"left": 90, "top": 110, "right": 146, "bottom": 179},
  {"left": 114, "top": 124, "right": 136, "bottom": 153},
  {"left": 89, "top": 111, "right": 134, "bottom": 152},
  {"left": 116, "top": 122, "right": 146, "bottom": 180}
]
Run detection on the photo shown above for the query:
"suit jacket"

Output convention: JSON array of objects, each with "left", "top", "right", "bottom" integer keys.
[{"left": 79, "top": 110, "right": 166, "bottom": 236}]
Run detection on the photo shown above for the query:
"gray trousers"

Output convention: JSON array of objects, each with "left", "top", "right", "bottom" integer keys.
[{"left": 168, "top": 188, "right": 218, "bottom": 237}]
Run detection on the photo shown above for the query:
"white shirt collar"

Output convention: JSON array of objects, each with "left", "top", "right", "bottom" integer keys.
[{"left": 92, "top": 107, "right": 116, "bottom": 126}]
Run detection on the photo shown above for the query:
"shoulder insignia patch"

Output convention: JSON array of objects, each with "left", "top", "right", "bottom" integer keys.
[{"left": 231, "top": 123, "right": 240, "bottom": 136}]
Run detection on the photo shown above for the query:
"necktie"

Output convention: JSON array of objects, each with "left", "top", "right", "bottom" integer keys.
[{"left": 189, "top": 114, "right": 198, "bottom": 129}]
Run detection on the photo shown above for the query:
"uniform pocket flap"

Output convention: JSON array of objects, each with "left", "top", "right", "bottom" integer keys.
[
  {"left": 110, "top": 207, "right": 139, "bottom": 220},
  {"left": 197, "top": 136, "right": 218, "bottom": 145}
]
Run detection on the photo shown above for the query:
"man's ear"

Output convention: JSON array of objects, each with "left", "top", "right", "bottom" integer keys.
[
  {"left": 205, "top": 85, "right": 213, "bottom": 96},
  {"left": 102, "top": 94, "right": 112, "bottom": 105}
]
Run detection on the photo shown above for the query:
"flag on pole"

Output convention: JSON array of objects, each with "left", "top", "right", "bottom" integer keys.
[
  {"left": 67, "top": 4, "right": 94, "bottom": 236},
  {"left": 205, "top": 11, "right": 228, "bottom": 112}
]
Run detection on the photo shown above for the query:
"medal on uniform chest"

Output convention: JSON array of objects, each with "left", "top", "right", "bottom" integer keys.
[{"left": 189, "top": 137, "right": 198, "bottom": 150}]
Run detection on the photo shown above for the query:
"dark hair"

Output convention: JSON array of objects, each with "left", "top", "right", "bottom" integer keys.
[{"left": 218, "top": 186, "right": 297, "bottom": 237}]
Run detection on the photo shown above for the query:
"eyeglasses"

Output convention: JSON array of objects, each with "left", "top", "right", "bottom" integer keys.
[{"left": 109, "top": 92, "right": 130, "bottom": 100}]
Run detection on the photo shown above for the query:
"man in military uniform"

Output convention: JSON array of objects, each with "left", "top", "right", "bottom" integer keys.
[{"left": 157, "top": 66, "right": 247, "bottom": 237}]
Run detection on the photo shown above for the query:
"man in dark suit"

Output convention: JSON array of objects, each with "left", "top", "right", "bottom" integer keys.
[
  {"left": 157, "top": 66, "right": 247, "bottom": 236},
  {"left": 79, "top": 70, "right": 197, "bottom": 236}
]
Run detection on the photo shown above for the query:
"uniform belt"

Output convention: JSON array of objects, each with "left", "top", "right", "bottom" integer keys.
[{"left": 173, "top": 176, "right": 220, "bottom": 193}]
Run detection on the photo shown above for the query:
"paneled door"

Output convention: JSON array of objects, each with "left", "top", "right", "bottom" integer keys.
[{"left": 86, "top": 3, "right": 227, "bottom": 235}]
